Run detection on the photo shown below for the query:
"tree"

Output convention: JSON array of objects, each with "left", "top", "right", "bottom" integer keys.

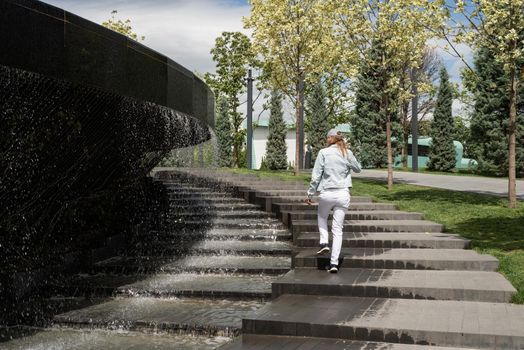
[
  {"left": 215, "top": 96, "right": 233, "bottom": 167},
  {"left": 453, "top": 116, "right": 472, "bottom": 159},
  {"left": 330, "top": 0, "right": 446, "bottom": 189},
  {"left": 427, "top": 67, "right": 456, "bottom": 172},
  {"left": 305, "top": 81, "right": 330, "bottom": 164},
  {"left": 244, "top": 0, "right": 342, "bottom": 174},
  {"left": 467, "top": 47, "right": 524, "bottom": 176},
  {"left": 448, "top": 0, "right": 524, "bottom": 207},
  {"left": 265, "top": 90, "right": 288, "bottom": 170},
  {"left": 351, "top": 39, "right": 401, "bottom": 168},
  {"left": 102, "top": 10, "right": 145, "bottom": 41},
  {"left": 204, "top": 32, "right": 258, "bottom": 168}
]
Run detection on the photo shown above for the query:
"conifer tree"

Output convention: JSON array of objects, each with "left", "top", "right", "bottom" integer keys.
[
  {"left": 468, "top": 48, "right": 524, "bottom": 177},
  {"left": 265, "top": 90, "right": 288, "bottom": 170},
  {"left": 305, "top": 81, "right": 330, "bottom": 164},
  {"left": 215, "top": 96, "right": 233, "bottom": 167},
  {"left": 427, "top": 67, "right": 456, "bottom": 171},
  {"left": 351, "top": 40, "right": 401, "bottom": 168}
]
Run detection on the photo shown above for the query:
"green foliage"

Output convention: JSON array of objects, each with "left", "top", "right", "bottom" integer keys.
[
  {"left": 215, "top": 96, "right": 233, "bottom": 167},
  {"left": 351, "top": 40, "right": 401, "bottom": 168},
  {"left": 265, "top": 90, "right": 288, "bottom": 170},
  {"left": 259, "top": 156, "right": 268, "bottom": 170},
  {"left": 468, "top": 48, "right": 524, "bottom": 177},
  {"left": 102, "top": 10, "right": 145, "bottom": 41},
  {"left": 427, "top": 67, "right": 456, "bottom": 171},
  {"left": 305, "top": 81, "right": 330, "bottom": 164},
  {"left": 204, "top": 32, "right": 259, "bottom": 167},
  {"left": 453, "top": 116, "right": 472, "bottom": 158}
]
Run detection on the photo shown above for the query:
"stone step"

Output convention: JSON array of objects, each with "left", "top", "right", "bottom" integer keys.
[
  {"left": 172, "top": 210, "right": 275, "bottom": 219},
  {"left": 170, "top": 197, "right": 247, "bottom": 204},
  {"left": 168, "top": 192, "right": 237, "bottom": 198},
  {"left": 169, "top": 203, "right": 261, "bottom": 211},
  {"left": 272, "top": 269, "right": 516, "bottom": 302},
  {"left": 290, "top": 220, "right": 443, "bottom": 234},
  {"left": 54, "top": 297, "right": 265, "bottom": 337},
  {"left": 116, "top": 273, "right": 278, "bottom": 299},
  {"left": 93, "top": 255, "right": 291, "bottom": 275},
  {"left": 242, "top": 295, "right": 524, "bottom": 349},
  {"left": 273, "top": 202, "right": 397, "bottom": 216},
  {"left": 0, "top": 328, "right": 232, "bottom": 350},
  {"left": 293, "top": 248, "right": 499, "bottom": 271},
  {"left": 220, "top": 334, "right": 481, "bottom": 350},
  {"left": 164, "top": 218, "right": 284, "bottom": 230},
  {"left": 258, "top": 195, "right": 373, "bottom": 203},
  {"left": 135, "top": 228, "right": 291, "bottom": 242},
  {"left": 295, "top": 232, "right": 470, "bottom": 249},
  {"left": 282, "top": 211, "right": 424, "bottom": 226}
]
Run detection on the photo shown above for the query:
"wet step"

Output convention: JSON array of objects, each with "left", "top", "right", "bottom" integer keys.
[
  {"left": 169, "top": 192, "right": 236, "bottom": 198},
  {"left": 284, "top": 210, "right": 424, "bottom": 222},
  {"left": 257, "top": 195, "right": 373, "bottom": 203},
  {"left": 221, "top": 334, "right": 480, "bottom": 350},
  {"left": 116, "top": 273, "right": 279, "bottom": 299},
  {"left": 133, "top": 228, "right": 291, "bottom": 242},
  {"left": 272, "top": 268, "right": 516, "bottom": 302},
  {"left": 242, "top": 295, "right": 524, "bottom": 349},
  {"left": 189, "top": 240, "right": 292, "bottom": 255},
  {"left": 170, "top": 203, "right": 262, "bottom": 211},
  {"left": 290, "top": 220, "right": 443, "bottom": 234},
  {"left": 0, "top": 328, "right": 233, "bottom": 350},
  {"left": 54, "top": 297, "right": 265, "bottom": 337},
  {"left": 293, "top": 248, "right": 499, "bottom": 271},
  {"left": 170, "top": 197, "right": 247, "bottom": 204},
  {"left": 296, "top": 232, "right": 470, "bottom": 249},
  {"left": 94, "top": 255, "right": 291, "bottom": 275},
  {"left": 165, "top": 218, "right": 284, "bottom": 230},
  {"left": 173, "top": 211, "right": 276, "bottom": 219}
]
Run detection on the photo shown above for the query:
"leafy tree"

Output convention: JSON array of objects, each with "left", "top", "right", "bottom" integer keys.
[
  {"left": 215, "top": 96, "right": 233, "bottom": 167},
  {"left": 351, "top": 39, "right": 401, "bottom": 169},
  {"left": 305, "top": 81, "right": 330, "bottom": 164},
  {"left": 102, "top": 10, "right": 145, "bottom": 41},
  {"left": 467, "top": 48, "right": 524, "bottom": 177},
  {"left": 427, "top": 67, "right": 456, "bottom": 172},
  {"left": 265, "top": 90, "right": 288, "bottom": 170},
  {"left": 244, "top": 0, "right": 342, "bottom": 173},
  {"left": 204, "top": 32, "right": 258, "bottom": 168},
  {"left": 453, "top": 116, "right": 472, "bottom": 159},
  {"left": 449, "top": 0, "right": 524, "bottom": 207}
]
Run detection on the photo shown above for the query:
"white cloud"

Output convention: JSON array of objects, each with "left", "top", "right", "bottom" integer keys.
[{"left": 46, "top": 0, "right": 250, "bottom": 74}]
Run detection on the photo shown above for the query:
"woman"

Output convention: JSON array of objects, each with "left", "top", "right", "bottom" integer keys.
[{"left": 305, "top": 129, "right": 361, "bottom": 273}]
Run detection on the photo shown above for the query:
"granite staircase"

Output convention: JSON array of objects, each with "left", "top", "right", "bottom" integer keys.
[{"left": 162, "top": 169, "right": 524, "bottom": 350}]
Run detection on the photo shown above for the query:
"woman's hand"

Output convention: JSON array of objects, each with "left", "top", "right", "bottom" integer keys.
[{"left": 305, "top": 197, "right": 314, "bottom": 205}]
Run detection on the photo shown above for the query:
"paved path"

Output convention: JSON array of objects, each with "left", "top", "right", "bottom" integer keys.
[{"left": 352, "top": 169, "right": 524, "bottom": 199}]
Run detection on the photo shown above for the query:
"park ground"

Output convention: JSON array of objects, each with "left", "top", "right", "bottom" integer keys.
[{"left": 231, "top": 168, "right": 524, "bottom": 304}]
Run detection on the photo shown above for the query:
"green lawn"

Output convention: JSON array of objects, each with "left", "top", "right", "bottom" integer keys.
[{"left": 230, "top": 168, "right": 524, "bottom": 304}]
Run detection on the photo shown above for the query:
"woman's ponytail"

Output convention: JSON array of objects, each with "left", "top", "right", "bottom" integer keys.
[{"left": 326, "top": 131, "right": 348, "bottom": 157}]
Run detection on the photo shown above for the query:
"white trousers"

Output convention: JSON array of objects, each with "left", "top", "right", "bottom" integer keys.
[{"left": 318, "top": 188, "right": 350, "bottom": 266}]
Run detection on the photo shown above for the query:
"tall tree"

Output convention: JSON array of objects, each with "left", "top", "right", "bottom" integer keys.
[
  {"left": 204, "top": 32, "right": 258, "bottom": 168},
  {"left": 305, "top": 81, "right": 330, "bottom": 164},
  {"left": 215, "top": 96, "right": 233, "bottom": 168},
  {"left": 448, "top": 0, "right": 524, "bottom": 207},
  {"left": 427, "top": 67, "right": 456, "bottom": 172},
  {"left": 330, "top": 0, "right": 446, "bottom": 189},
  {"left": 244, "top": 0, "right": 344, "bottom": 174},
  {"left": 265, "top": 90, "right": 288, "bottom": 170},
  {"left": 351, "top": 39, "right": 401, "bottom": 168},
  {"left": 102, "top": 10, "right": 145, "bottom": 41},
  {"left": 467, "top": 47, "right": 524, "bottom": 176}
]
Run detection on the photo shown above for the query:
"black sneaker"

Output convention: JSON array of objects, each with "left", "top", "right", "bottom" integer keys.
[
  {"left": 328, "top": 264, "right": 338, "bottom": 273},
  {"left": 317, "top": 244, "right": 330, "bottom": 255}
]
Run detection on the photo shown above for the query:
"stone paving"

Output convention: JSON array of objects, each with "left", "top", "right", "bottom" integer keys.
[{"left": 160, "top": 168, "right": 524, "bottom": 350}]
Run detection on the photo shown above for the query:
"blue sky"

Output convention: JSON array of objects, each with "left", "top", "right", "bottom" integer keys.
[{"left": 45, "top": 0, "right": 471, "bottom": 117}]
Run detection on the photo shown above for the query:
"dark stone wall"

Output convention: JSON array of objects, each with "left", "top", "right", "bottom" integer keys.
[{"left": 0, "top": 0, "right": 215, "bottom": 329}]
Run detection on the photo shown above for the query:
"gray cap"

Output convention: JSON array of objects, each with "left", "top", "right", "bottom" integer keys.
[{"left": 327, "top": 128, "right": 340, "bottom": 137}]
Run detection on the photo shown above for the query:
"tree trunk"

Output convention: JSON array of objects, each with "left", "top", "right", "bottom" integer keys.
[
  {"left": 402, "top": 100, "right": 409, "bottom": 168},
  {"left": 294, "top": 86, "right": 301, "bottom": 176},
  {"left": 386, "top": 115, "right": 393, "bottom": 191},
  {"left": 508, "top": 67, "right": 517, "bottom": 208}
]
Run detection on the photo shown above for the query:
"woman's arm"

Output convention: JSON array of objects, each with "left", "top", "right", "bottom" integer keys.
[
  {"left": 307, "top": 150, "right": 325, "bottom": 196},
  {"left": 347, "top": 150, "right": 362, "bottom": 173}
]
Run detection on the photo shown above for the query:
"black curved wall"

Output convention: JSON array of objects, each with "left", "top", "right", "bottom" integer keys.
[
  {"left": 0, "top": 0, "right": 215, "bottom": 328},
  {"left": 0, "top": 0, "right": 214, "bottom": 128}
]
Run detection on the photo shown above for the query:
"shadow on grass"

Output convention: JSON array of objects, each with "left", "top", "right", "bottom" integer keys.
[{"left": 453, "top": 217, "right": 524, "bottom": 250}]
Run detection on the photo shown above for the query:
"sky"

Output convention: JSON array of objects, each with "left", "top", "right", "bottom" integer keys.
[{"left": 46, "top": 0, "right": 472, "bottom": 119}]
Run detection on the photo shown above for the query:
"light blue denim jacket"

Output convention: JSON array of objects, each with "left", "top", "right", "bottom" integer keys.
[{"left": 307, "top": 145, "right": 362, "bottom": 196}]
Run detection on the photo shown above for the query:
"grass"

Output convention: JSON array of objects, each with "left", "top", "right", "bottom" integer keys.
[
  {"left": 230, "top": 168, "right": 524, "bottom": 304},
  {"left": 372, "top": 167, "right": 524, "bottom": 179}
]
